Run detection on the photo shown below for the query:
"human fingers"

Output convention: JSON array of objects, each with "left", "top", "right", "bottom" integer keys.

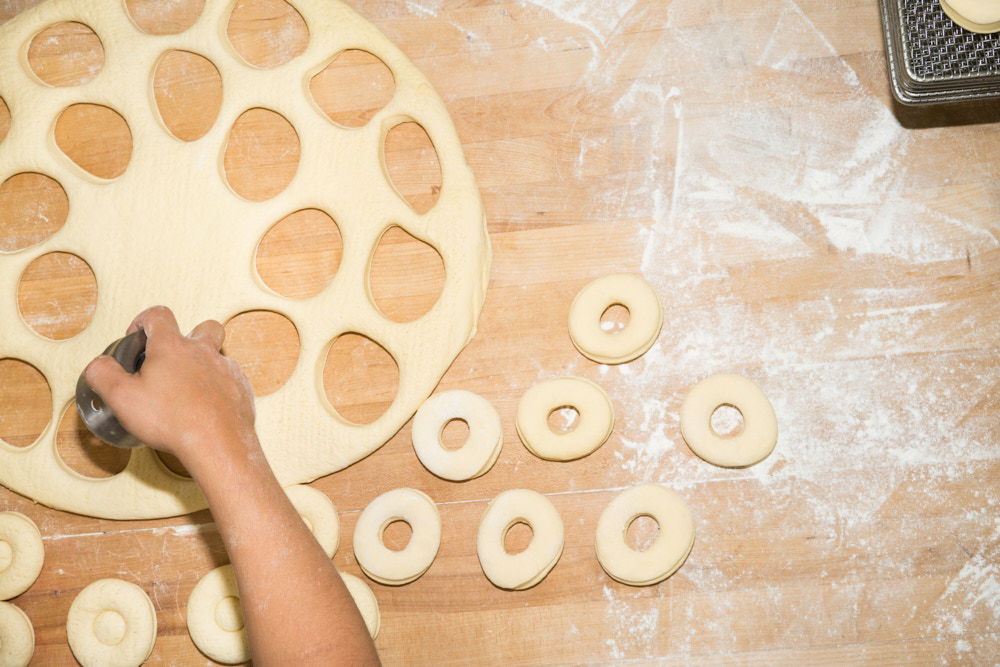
[
  {"left": 127, "top": 305, "right": 181, "bottom": 339},
  {"left": 188, "top": 319, "right": 226, "bottom": 351},
  {"left": 83, "top": 355, "right": 138, "bottom": 411}
]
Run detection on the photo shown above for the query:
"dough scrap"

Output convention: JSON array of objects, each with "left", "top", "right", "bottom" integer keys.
[
  {"left": 476, "top": 489, "right": 564, "bottom": 590},
  {"left": 187, "top": 564, "right": 248, "bottom": 665},
  {"left": 340, "top": 571, "right": 380, "bottom": 639},
  {"left": 940, "top": 0, "right": 1000, "bottom": 32},
  {"left": 595, "top": 484, "right": 694, "bottom": 586},
  {"left": 0, "top": 511, "right": 44, "bottom": 600},
  {"left": 568, "top": 273, "right": 662, "bottom": 365},
  {"left": 411, "top": 390, "right": 502, "bottom": 481},
  {"left": 353, "top": 487, "right": 441, "bottom": 585},
  {"left": 0, "top": 601, "right": 34, "bottom": 667},
  {"left": 516, "top": 376, "right": 614, "bottom": 461},
  {"left": 66, "top": 578, "right": 157, "bottom": 667},
  {"left": 284, "top": 484, "right": 340, "bottom": 558},
  {"left": 680, "top": 373, "right": 778, "bottom": 468},
  {"left": 0, "top": 0, "right": 490, "bottom": 519}
]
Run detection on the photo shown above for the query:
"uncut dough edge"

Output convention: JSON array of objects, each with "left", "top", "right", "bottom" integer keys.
[{"left": 0, "top": 0, "right": 491, "bottom": 519}]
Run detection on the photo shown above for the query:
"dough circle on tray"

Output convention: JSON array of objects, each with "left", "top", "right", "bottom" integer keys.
[
  {"left": 595, "top": 484, "right": 695, "bottom": 586},
  {"left": 284, "top": 484, "right": 340, "bottom": 557},
  {"left": 477, "top": 489, "right": 564, "bottom": 590},
  {"left": 66, "top": 578, "right": 157, "bottom": 667},
  {"left": 680, "top": 373, "right": 777, "bottom": 468},
  {"left": 939, "top": 0, "right": 1000, "bottom": 33},
  {"left": 411, "top": 390, "right": 502, "bottom": 481},
  {"left": 0, "top": 0, "right": 491, "bottom": 521},
  {"left": 0, "top": 512, "right": 44, "bottom": 600},
  {"left": 187, "top": 564, "right": 248, "bottom": 665},
  {"left": 568, "top": 273, "right": 663, "bottom": 364},
  {"left": 516, "top": 376, "right": 614, "bottom": 461},
  {"left": 340, "top": 571, "right": 380, "bottom": 639},
  {"left": 354, "top": 488, "right": 441, "bottom": 585},
  {"left": 0, "top": 601, "right": 34, "bottom": 667}
]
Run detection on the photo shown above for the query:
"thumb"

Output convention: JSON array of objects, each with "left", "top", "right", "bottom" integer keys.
[{"left": 83, "top": 355, "right": 137, "bottom": 410}]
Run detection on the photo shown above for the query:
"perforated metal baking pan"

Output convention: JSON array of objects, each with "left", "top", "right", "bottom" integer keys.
[{"left": 879, "top": 0, "right": 1000, "bottom": 104}]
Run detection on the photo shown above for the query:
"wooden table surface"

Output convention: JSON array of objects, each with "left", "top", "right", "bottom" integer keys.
[{"left": 2, "top": 0, "right": 999, "bottom": 664}]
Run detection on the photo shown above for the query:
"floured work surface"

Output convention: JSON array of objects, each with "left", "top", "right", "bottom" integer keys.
[{"left": 3, "top": 0, "right": 1000, "bottom": 664}]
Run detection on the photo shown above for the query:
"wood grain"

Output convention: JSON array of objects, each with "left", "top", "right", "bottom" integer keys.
[{"left": 2, "top": 0, "right": 999, "bottom": 664}]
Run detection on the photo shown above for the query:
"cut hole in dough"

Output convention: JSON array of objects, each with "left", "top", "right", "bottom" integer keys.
[
  {"left": 222, "top": 310, "right": 300, "bottom": 398},
  {"left": 322, "top": 333, "right": 399, "bottom": 425},
  {"left": 340, "top": 572, "right": 380, "bottom": 639},
  {"left": 0, "top": 512, "right": 44, "bottom": 600},
  {"left": 710, "top": 404, "right": 744, "bottom": 438},
  {"left": 27, "top": 22, "right": 104, "bottom": 87},
  {"left": 309, "top": 49, "right": 395, "bottom": 128},
  {"left": 0, "top": 601, "right": 34, "bottom": 667},
  {"left": 503, "top": 520, "right": 533, "bottom": 556},
  {"left": 56, "top": 403, "right": 130, "bottom": 479},
  {"left": 153, "top": 50, "right": 223, "bottom": 142},
  {"left": 440, "top": 418, "right": 470, "bottom": 451},
  {"left": 411, "top": 390, "right": 503, "bottom": 481},
  {"left": 516, "top": 377, "right": 614, "bottom": 461},
  {"left": 226, "top": 0, "right": 309, "bottom": 69},
  {"left": 255, "top": 208, "right": 342, "bottom": 299},
  {"left": 680, "top": 373, "right": 778, "bottom": 468},
  {"left": 66, "top": 578, "right": 157, "bottom": 667},
  {"left": 569, "top": 274, "right": 662, "bottom": 365},
  {"left": 625, "top": 514, "right": 659, "bottom": 552},
  {"left": 0, "top": 359, "right": 51, "bottom": 449},
  {"left": 54, "top": 104, "right": 133, "bottom": 180},
  {"left": 17, "top": 252, "right": 96, "bottom": 341},
  {"left": 381, "top": 519, "right": 412, "bottom": 552},
  {"left": 354, "top": 488, "right": 440, "bottom": 585},
  {"left": 384, "top": 121, "right": 442, "bottom": 214},
  {"left": 547, "top": 406, "right": 580, "bottom": 434},
  {"left": 188, "top": 565, "right": 248, "bottom": 664},
  {"left": 0, "top": 173, "right": 69, "bottom": 253},
  {"left": 223, "top": 108, "right": 300, "bottom": 201},
  {"left": 477, "top": 489, "right": 564, "bottom": 590},
  {"left": 284, "top": 484, "right": 340, "bottom": 558},
  {"left": 0, "top": 97, "right": 9, "bottom": 145},
  {"left": 600, "top": 303, "right": 630, "bottom": 333},
  {"left": 369, "top": 226, "right": 445, "bottom": 323},
  {"left": 125, "top": 0, "right": 205, "bottom": 35}
]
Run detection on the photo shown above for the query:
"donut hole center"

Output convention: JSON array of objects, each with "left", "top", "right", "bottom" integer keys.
[
  {"left": 439, "top": 418, "right": 470, "bottom": 451},
  {"left": 710, "top": 404, "right": 744, "bottom": 438},
  {"left": 215, "top": 596, "right": 245, "bottom": 633},
  {"left": 0, "top": 540, "right": 12, "bottom": 571},
  {"left": 503, "top": 520, "right": 534, "bottom": 555},
  {"left": 625, "top": 514, "right": 660, "bottom": 552},
  {"left": 93, "top": 610, "right": 127, "bottom": 646},
  {"left": 381, "top": 519, "right": 412, "bottom": 552},
  {"left": 547, "top": 406, "right": 579, "bottom": 434},
  {"left": 600, "top": 303, "right": 630, "bottom": 333}
]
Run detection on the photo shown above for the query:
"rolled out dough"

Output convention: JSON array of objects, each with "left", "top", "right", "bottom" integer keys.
[{"left": 0, "top": 0, "right": 490, "bottom": 519}]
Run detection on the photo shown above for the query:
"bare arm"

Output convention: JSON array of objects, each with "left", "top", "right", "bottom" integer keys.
[{"left": 84, "top": 306, "right": 380, "bottom": 666}]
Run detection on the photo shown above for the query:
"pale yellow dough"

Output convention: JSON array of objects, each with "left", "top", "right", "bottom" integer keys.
[
  {"left": 595, "top": 484, "right": 694, "bottom": 586},
  {"left": 284, "top": 484, "right": 340, "bottom": 558},
  {"left": 186, "top": 564, "right": 248, "bottom": 665},
  {"left": 0, "top": 0, "right": 490, "bottom": 519},
  {"left": 0, "top": 512, "right": 44, "bottom": 600},
  {"left": 66, "top": 578, "right": 157, "bottom": 667},
  {"left": 940, "top": 0, "right": 1000, "bottom": 32},
  {"left": 340, "top": 571, "right": 380, "bottom": 639},
  {"left": 411, "top": 390, "right": 503, "bottom": 481},
  {"left": 516, "top": 376, "right": 614, "bottom": 461},
  {"left": 680, "top": 373, "right": 778, "bottom": 468},
  {"left": 0, "top": 601, "right": 34, "bottom": 667},
  {"left": 568, "top": 273, "right": 662, "bottom": 364},
  {"left": 476, "top": 489, "right": 564, "bottom": 590},
  {"left": 353, "top": 488, "right": 441, "bottom": 585}
]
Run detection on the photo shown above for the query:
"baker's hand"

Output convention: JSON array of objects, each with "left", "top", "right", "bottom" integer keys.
[{"left": 83, "top": 306, "right": 256, "bottom": 465}]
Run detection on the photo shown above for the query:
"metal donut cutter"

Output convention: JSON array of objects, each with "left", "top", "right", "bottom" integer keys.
[{"left": 75, "top": 330, "right": 147, "bottom": 448}]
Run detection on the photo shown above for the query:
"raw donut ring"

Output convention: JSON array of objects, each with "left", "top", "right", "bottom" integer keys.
[
  {"left": 477, "top": 489, "right": 564, "bottom": 590},
  {"left": 595, "top": 484, "right": 695, "bottom": 586},
  {"left": 0, "top": 601, "right": 34, "bottom": 667},
  {"left": 187, "top": 565, "right": 248, "bottom": 665},
  {"left": 0, "top": 512, "right": 44, "bottom": 600},
  {"left": 940, "top": 0, "right": 1000, "bottom": 33},
  {"left": 354, "top": 488, "right": 441, "bottom": 585},
  {"left": 66, "top": 578, "right": 157, "bottom": 667},
  {"left": 680, "top": 373, "right": 778, "bottom": 468},
  {"left": 411, "top": 390, "right": 503, "bottom": 481},
  {"left": 516, "top": 376, "right": 614, "bottom": 461},
  {"left": 285, "top": 485, "right": 340, "bottom": 557},
  {"left": 569, "top": 274, "right": 663, "bottom": 364},
  {"left": 340, "top": 571, "right": 380, "bottom": 639}
]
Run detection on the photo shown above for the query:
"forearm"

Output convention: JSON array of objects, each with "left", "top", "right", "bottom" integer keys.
[{"left": 188, "top": 432, "right": 380, "bottom": 666}]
